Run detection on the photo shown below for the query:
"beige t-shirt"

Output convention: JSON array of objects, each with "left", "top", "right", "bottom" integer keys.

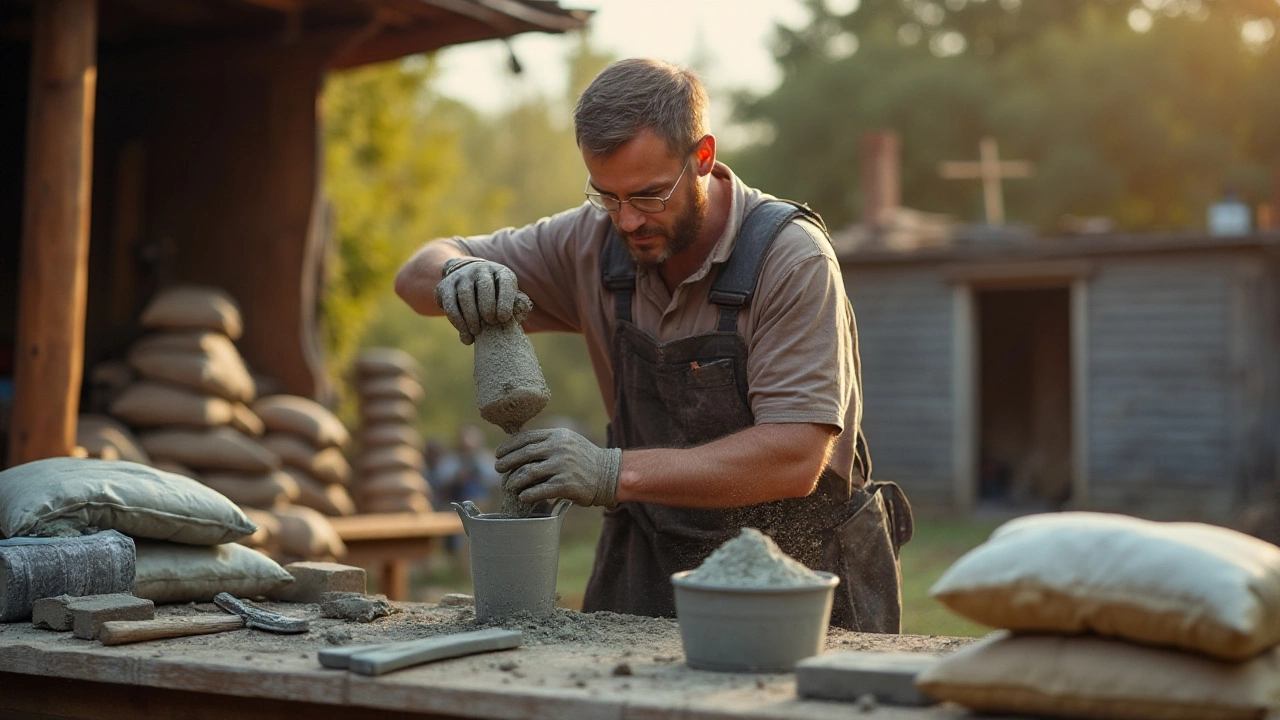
[{"left": 454, "top": 162, "right": 863, "bottom": 483}]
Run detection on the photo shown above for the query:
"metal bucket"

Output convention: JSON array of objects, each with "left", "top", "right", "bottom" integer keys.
[
  {"left": 671, "top": 570, "right": 840, "bottom": 672},
  {"left": 452, "top": 499, "right": 571, "bottom": 621}
]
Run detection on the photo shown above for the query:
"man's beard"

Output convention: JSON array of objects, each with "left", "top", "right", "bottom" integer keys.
[{"left": 619, "top": 182, "right": 707, "bottom": 268}]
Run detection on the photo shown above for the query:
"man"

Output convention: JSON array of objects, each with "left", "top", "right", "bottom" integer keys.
[{"left": 395, "top": 58, "right": 910, "bottom": 632}]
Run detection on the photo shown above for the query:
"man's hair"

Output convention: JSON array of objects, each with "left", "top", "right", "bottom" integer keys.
[{"left": 574, "top": 58, "right": 708, "bottom": 158}]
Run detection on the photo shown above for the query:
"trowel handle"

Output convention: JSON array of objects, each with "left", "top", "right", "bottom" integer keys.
[{"left": 99, "top": 615, "right": 245, "bottom": 645}]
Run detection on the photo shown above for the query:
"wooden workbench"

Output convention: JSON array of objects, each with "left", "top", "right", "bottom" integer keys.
[{"left": 0, "top": 599, "right": 985, "bottom": 720}]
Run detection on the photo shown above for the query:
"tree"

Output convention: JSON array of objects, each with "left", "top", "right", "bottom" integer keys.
[{"left": 729, "top": 0, "right": 1280, "bottom": 232}]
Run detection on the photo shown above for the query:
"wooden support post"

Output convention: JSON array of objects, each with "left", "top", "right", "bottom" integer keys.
[{"left": 10, "top": 0, "right": 98, "bottom": 465}]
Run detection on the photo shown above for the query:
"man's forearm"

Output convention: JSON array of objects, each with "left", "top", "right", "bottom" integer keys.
[
  {"left": 394, "top": 239, "right": 468, "bottom": 317},
  {"left": 615, "top": 423, "right": 837, "bottom": 508}
]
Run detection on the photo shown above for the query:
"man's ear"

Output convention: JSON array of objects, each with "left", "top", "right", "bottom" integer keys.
[{"left": 695, "top": 134, "right": 716, "bottom": 175}]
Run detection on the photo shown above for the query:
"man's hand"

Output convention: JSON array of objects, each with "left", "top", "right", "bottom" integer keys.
[
  {"left": 495, "top": 428, "right": 622, "bottom": 508},
  {"left": 432, "top": 257, "right": 521, "bottom": 345}
]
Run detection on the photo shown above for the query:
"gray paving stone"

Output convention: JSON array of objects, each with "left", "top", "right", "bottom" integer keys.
[
  {"left": 68, "top": 594, "right": 155, "bottom": 639},
  {"left": 795, "top": 651, "right": 940, "bottom": 706},
  {"left": 270, "top": 562, "right": 366, "bottom": 603}
]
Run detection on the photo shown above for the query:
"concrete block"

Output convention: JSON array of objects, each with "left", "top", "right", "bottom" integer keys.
[
  {"left": 68, "top": 594, "right": 155, "bottom": 639},
  {"left": 32, "top": 595, "right": 77, "bottom": 631},
  {"left": 1, "top": 530, "right": 136, "bottom": 622},
  {"left": 270, "top": 562, "right": 366, "bottom": 603},
  {"left": 795, "top": 651, "right": 940, "bottom": 706}
]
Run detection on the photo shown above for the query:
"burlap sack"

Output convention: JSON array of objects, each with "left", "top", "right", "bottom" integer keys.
[
  {"left": 140, "top": 427, "right": 280, "bottom": 474},
  {"left": 353, "top": 347, "right": 419, "bottom": 380},
  {"left": 252, "top": 395, "right": 350, "bottom": 450},
  {"left": 150, "top": 460, "right": 199, "bottom": 479},
  {"left": 358, "top": 492, "right": 432, "bottom": 515},
  {"left": 133, "top": 540, "right": 292, "bottom": 604},
  {"left": 109, "top": 380, "right": 235, "bottom": 428},
  {"left": 261, "top": 433, "right": 352, "bottom": 485},
  {"left": 358, "top": 469, "right": 431, "bottom": 498},
  {"left": 0, "top": 458, "right": 255, "bottom": 545},
  {"left": 916, "top": 631, "right": 1280, "bottom": 720},
  {"left": 76, "top": 414, "right": 151, "bottom": 464},
  {"left": 128, "top": 342, "right": 255, "bottom": 404},
  {"left": 360, "top": 399, "right": 417, "bottom": 425},
  {"left": 930, "top": 512, "right": 1280, "bottom": 660},
  {"left": 356, "top": 445, "right": 425, "bottom": 477},
  {"left": 237, "top": 507, "right": 281, "bottom": 553},
  {"left": 360, "top": 424, "right": 423, "bottom": 451},
  {"left": 138, "top": 286, "right": 244, "bottom": 341},
  {"left": 283, "top": 468, "right": 356, "bottom": 517},
  {"left": 358, "top": 375, "right": 424, "bottom": 404},
  {"left": 270, "top": 505, "right": 346, "bottom": 560},
  {"left": 200, "top": 470, "right": 299, "bottom": 510},
  {"left": 229, "top": 403, "right": 264, "bottom": 437}
]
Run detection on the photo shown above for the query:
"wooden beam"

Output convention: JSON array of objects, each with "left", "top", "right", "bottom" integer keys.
[{"left": 10, "top": 0, "right": 98, "bottom": 465}]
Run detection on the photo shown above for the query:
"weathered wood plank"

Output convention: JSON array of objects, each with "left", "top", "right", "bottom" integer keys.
[{"left": 10, "top": 0, "right": 97, "bottom": 464}]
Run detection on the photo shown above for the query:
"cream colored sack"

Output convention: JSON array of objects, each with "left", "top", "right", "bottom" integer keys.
[
  {"left": 359, "top": 424, "right": 423, "bottom": 451},
  {"left": 141, "top": 427, "right": 280, "bottom": 474},
  {"left": 358, "top": 375, "right": 424, "bottom": 404},
  {"left": 110, "top": 381, "right": 235, "bottom": 428},
  {"left": 360, "top": 399, "right": 417, "bottom": 425},
  {"left": 283, "top": 468, "right": 357, "bottom": 517},
  {"left": 356, "top": 445, "right": 425, "bottom": 476},
  {"left": 930, "top": 512, "right": 1280, "bottom": 660},
  {"left": 916, "top": 631, "right": 1280, "bottom": 720},
  {"left": 353, "top": 348, "right": 419, "bottom": 380},
  {"left": 359, "top": 493, "right": 432, "bottom": 515},
  {"left": 133, "top": 540, "right": 293, "bottom": 604},
  {"left": 200, "top": 470, "right": 299, "bottom": 510},
  {"left": 128, "top": 343, "right": 255, "bottom": 404},
  {"left": 261, "top": 433, "right": 351, "bottom": 485},
  {"left": 252, "top": 395, "right": 350, "bottom": 450},
  {"left": 359, "top": 469, "right": 430, "bottom": 498},
  {"left": 76, "top": 414, "right": 151, "bottom": 464},
  {"left": 229, "top": 403, "right": 264, "bottom": 437},
  {"left": 271, "top": 505, "right": 346, "bottom": 560},
  {"left": 138, "top": 286, "right": 244, "bottom": 341}
]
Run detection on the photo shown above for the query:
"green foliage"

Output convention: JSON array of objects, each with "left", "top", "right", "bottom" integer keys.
[
  {"left": 322, "top": 32, "right": 615, "bottom": 443},
  {"left": 730, "top": 0, "right": 1280, "bottom": 232}
]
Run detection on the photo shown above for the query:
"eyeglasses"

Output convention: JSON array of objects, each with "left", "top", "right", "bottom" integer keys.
[{"left": 584, "top": 161, "right": 690, "bottom": 214}]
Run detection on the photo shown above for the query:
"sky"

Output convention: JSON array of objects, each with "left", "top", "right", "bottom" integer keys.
[{"left": 432, "top": 0, "right": 834, "bottom": 145}]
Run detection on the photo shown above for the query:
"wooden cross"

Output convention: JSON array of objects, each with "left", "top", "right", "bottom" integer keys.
[{"left": 938, "top": 137, "right": 1034, "bottom": 225}]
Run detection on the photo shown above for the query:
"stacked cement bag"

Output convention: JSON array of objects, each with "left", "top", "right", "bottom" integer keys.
[
  {"left": 351, "top": 348, "right": 432, "bottom": 514},
  {"left": 104, "top": 286, "right": 289, "bottom": 512},
  {"left": 253, "top": 394, "right": 357, "bottom": 518},
  {"left": 916, "top": 512, "right": 1280, "bottom": 719}
]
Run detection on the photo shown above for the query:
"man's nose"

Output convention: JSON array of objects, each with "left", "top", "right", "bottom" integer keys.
[{"left": 616, "top": 203, "right": 646, "bottom": 232}]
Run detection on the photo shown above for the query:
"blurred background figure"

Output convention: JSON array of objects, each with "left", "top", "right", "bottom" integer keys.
[{"left": 430, "top": 424, "right": 500, "bottom": 509}]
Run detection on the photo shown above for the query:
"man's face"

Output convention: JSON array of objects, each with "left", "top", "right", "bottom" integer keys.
[{"left": 583, "top": 129, "right": 707, "bottom": 268}]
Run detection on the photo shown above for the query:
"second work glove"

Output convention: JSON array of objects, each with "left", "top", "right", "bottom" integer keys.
[
  {"left": 433, "top": 257, "right": 522, "bottom": 345},
  {"left": 495, "top": 428, "right": 622, "bottom": 508}
]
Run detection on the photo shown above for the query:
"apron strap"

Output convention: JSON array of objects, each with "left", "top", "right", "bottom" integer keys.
[
  {"left": 601, "top": 228, "right": 637, "bottom": 323},
  {"left": 709, "top": 200, "right": 823, "bottom": 331}
]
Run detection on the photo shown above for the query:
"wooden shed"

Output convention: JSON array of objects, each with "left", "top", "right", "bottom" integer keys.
[
  {"left": 842, "top": 232, "right": 1280, "bottom": 522},
  {"left": 0, "top": 0, "right": 588, "bottom": 467}
]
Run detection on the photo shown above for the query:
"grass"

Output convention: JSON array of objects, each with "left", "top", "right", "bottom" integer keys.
[{"left": 412, "top": 508, "right": 999, "bottom": 639}]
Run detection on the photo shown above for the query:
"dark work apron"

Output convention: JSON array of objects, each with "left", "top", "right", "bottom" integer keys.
[{"left": 581, "top": 201, "right": 913, "bottom": 633}]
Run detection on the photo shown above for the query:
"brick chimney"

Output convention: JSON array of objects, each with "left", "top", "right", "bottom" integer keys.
[{"left": 861, "top": 131, "right": 900, "bottom": 228}]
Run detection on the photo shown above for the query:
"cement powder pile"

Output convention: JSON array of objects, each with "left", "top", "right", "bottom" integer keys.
[{"left": 684, "top": 528, "right": 824, "bottom": 588}]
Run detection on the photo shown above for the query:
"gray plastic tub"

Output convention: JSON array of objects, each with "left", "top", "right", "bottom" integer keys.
[{"left": 671, "top": 570, "right": 839, "bottom": 673}]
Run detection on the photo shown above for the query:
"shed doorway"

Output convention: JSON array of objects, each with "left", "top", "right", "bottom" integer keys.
[{"left": 977, "top": 287, "right": 1073, "bottom": 509}]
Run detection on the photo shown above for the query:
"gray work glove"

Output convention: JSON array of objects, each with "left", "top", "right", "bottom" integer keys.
[
  {"left": 433, "top": 257, "right": 521, "bottom": 345},
  {"left": 494, "top": 428, "right": 622, "bottom": 508}
]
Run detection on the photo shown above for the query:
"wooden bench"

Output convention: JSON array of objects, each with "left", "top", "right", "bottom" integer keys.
[{"left": 328, "top": 511, "right": 463, "bottom": 601}]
